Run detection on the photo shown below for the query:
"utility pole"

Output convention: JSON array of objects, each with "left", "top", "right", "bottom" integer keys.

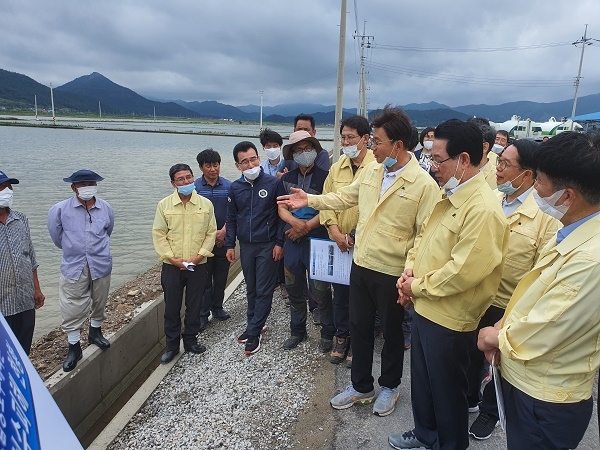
[
  {"left": 333, "top": 0, "right": 347, "bottom": 163},
  {"left": 99, "top": 101, "right": 102, "bottom": 118},
  {"left": 570, "top": 24, "right": 593, "bottom": 129},
  {"left": 356, "top": 22, "right": 373, "bottom": 120},
  {"left": 50, "top": 83, "right": 56, "bottom": 125},
  {"left": 259, "top": 90, "right": 264, "bottom": 132}
]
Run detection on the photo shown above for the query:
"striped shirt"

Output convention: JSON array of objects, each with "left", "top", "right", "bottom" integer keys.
[
  {"left": 194, "top": 176, "right": 231, "bottom": 229},
  {"left": 0, "top": 209, "right": 39, "bottom": 316}
]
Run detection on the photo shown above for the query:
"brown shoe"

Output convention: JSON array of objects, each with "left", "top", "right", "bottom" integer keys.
[
  {"left": 345, "top": 345, "right": 353, "bottom": 368},
  {"left": 330, "top": 336, "right": 350, "bottom": 364}
]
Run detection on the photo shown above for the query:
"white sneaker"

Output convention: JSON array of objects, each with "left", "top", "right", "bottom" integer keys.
[
  {"left": 373, "top": 385, "right": 400, "bottom": 416},
  {"left": 330, "top": 385, "right": 375, "bottom": 410}
]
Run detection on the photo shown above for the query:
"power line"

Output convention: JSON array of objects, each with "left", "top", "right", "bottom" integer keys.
[
  {"left": 372, "top": 41, "right": 572, "bottom": 53},
  {"left": 368, "top": 61, "right": 573, "bottom": 87}
]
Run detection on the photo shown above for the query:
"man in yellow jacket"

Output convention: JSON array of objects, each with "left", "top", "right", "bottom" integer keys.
[
  {"left": 391, "top": 119, "right": 509, "bottom": 450},
  {"left": 278, "top": 107, "right": 439, "bottom": 418},
  {"left": 478, "top": 131, "right": 600, "bottom": 450},
  {"left": 153, "top": 164, "right": 217, "bottom": 364},
  {"left": 468, "top": 139, "right": 559, "bottom": 440},
  {"left": 321, "top": 115, "right": 375, "bottom": 366}
]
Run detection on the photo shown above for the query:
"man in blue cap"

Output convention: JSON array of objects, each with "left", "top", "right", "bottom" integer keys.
[
  {"left": 0, "top": 170, "right": 45, "bottom": 355},
  {"left": 48, "top": 169, "right": 114, "bottom": 372}
]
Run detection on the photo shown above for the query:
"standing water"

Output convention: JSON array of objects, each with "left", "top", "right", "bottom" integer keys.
[{"left": 2, "top": 122, "right": 323, "bottom": 339}]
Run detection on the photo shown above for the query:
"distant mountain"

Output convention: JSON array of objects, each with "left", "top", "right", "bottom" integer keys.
[
  {"left": 238, "top": 103, "right": 339, "bottom": 117},
  {"left": 174, "top": 100, "right": 254, "bottom": 121},
  {"left": 454, "top": 93, "right": 600, "bottom": 122},
  {"left": 3, "top": 67, "right": 599, "bottom": 124},
  {"left": 405, "top": 108, "right": 471, "bottom": 126},
  {"left": 367, "top": 107, "right": 471, "bottom": 127},
  {"left": 0, "top": 68, "right": 96, "bottom": 111},
  {"left": 402, "top": 101, "right": 451, "bottom": 111},
  {"left": 57, "top": 72, "right": 197, "bottom": 117}
]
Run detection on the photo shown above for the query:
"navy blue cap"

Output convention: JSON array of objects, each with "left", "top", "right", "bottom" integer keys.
[
  {"left": 0, "top": 170, "right": 19, "bottom": 185},
  {"left": 63, "top": 170, "right": 104, "bottom": 183}
]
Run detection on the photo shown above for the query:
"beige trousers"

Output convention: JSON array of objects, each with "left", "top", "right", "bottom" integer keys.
[{"left": 59, "top": 264, "right": 111, "bottom": 333}]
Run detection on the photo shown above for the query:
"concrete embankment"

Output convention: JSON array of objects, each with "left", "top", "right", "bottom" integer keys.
[{"left": 45, "top": 261, "right": 241, "bottom": 445}]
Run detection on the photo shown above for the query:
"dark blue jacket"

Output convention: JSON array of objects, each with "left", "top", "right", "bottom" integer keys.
[{"left": 225, "top": 169, "right": 284, "bottom": 248}]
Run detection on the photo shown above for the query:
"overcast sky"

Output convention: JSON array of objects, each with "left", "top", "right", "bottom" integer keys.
[{"left": 1, "top": 0, "right": 598, "bottom": 109}]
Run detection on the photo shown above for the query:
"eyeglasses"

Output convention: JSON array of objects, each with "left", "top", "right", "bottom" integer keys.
[
  {"left": 293, "top": 146, "right": 315, "bottom": 154},
  {"left": 370, "top": 138, "right": 393, "bottom": 148},
  {"left": 237, "top": 156, "right": 259, "bottom": 167},
  {"left": 174, "top": 174, "right": 194, "bottom": 183},
  {"left": 496, "top": 158, "right": 521, "bottom": 171},
  {"left": 340, "top": 134, "right": 360, "bottom": 143},
  {"left": 430, "top": 156, "right": 453, "bottom": 169}
]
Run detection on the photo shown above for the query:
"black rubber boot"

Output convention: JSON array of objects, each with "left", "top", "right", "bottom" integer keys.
[
  {"left": 63, "top": 342, "right": 82, "bottom": 372},
  {"left": 88, "top": 326, "right": 110, "bottom": 349}
]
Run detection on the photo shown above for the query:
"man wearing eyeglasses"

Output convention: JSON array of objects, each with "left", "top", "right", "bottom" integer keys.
[
  {"left": 391, "top": 119, "right": 509, "bottom": 450},
  {"left": 321, "top": 115, "right": 375, "bottom": 366},
  {"left": 153, "top": 164, "right": 217, "bottom": 364},
  {"left": 478, "top": 132, "right": 600, "bottom": 450},
  {"left": 277, "top": 130, "right": 334, "bottom": 354},
  {"left": 468, "top": 139, "right": 559, "bottom": 440},
  {"left": 225, "top": 142, "right": 284, "bottom": 356},
  {"left": 277, "top": 107, "right": 439, "bottom": 418}
]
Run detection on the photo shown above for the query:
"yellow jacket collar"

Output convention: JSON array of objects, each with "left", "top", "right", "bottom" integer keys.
[{"left": 446, "top": 172, "right": 487, "bottom": 208}]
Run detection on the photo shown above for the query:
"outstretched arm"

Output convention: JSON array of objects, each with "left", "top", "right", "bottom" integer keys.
[{"left": 277, "top": 187, "right": 308, "bottom": 209}]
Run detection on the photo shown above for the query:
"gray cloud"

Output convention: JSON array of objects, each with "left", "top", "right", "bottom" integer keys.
[{"left": 1, "top": 0, "right": 598, "bottom": 110}]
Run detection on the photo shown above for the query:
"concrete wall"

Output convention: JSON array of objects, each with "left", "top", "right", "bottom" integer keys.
[
  {"left": 47, "top": 295, "right": 166, "bottom": 438},
  {"left": 46, "top": 260, "right": 241, "bottom": 440}
]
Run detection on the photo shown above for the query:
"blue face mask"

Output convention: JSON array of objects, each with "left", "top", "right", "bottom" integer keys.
[
  {"left": 497, "top": 171, "right": 525, "bottom": 195},
  {"left": 177, "top": 183, "right": 195, "bottom": 196},
  {"left": 382, "top": 147, "right": 397, "bottom": 168}
]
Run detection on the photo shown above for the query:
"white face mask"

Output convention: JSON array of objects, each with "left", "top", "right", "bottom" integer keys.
[
  {"left": 533, "top": 189, "right": 569, "bottom": 220},
  {"left": 342, "top": 145, "right": 361, "bottom": 159},
  {"left": 442, "top": 159, "right": 464, "bottom": 192},
  {"left": 423, "top": 141, "right": 434, "bottom": 150},
  {"left": 497, "top": 171, "right": 525, "bottom": 195},
  {"left": 243, "top": 166, "right": 261, "bottom": 181},
  {"left": 0, "top": 187, "right": 14, "bottom": 208},
  {"left": 492, "top": 144, "right": 505, "bottom": 155},
  {"left": 77, "top": 185, "right": 97, "bottom": 201},
  {"left": 265, "top": 147, "right": 281, "bottom": 161}
]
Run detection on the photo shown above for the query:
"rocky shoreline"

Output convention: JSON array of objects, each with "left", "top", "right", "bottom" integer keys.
[{"left": 31, "top": 265, "right": 164, "bottom": 381}]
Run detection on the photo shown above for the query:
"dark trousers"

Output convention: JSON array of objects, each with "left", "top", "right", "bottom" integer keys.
[
  {"left": 332, "top": 283, "right": 350, "bottom": 338},
  {"left": 199, "top": 246, "right": 230, "bottom": 317},
  {"left": 239, "top": 241, "right": 278, "bottom": 337},
  {"left": 5, "top": 309, "right": 35, "bottom": 355},
  {"left": 161, "top": 262, "right": 208, "bottom": 351},
  {"left": 284, "top": 238, "right": 334, "bottom": 340},
  {"left": 402, "top": 306, "right": 413, "bottom": 343},
  {"left": 276, "top": 259, "right": 285, "bottom": 286},
  {"left": 349, "top": 263, "right": 404, "bottom": 393},
  {"left": 411, "top": 312, "right": 475, "bottom": 450},
  {"left": 502, "top": 379, "right": 593, "bottom": 450},
  {"left": 467, "top": 305, "right": 505, "bottom": 408}
]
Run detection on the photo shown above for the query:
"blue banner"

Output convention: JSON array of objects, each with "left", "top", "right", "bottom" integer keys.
[{"left": 0, "top": 323, "right": 41, "bottom": 450}]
